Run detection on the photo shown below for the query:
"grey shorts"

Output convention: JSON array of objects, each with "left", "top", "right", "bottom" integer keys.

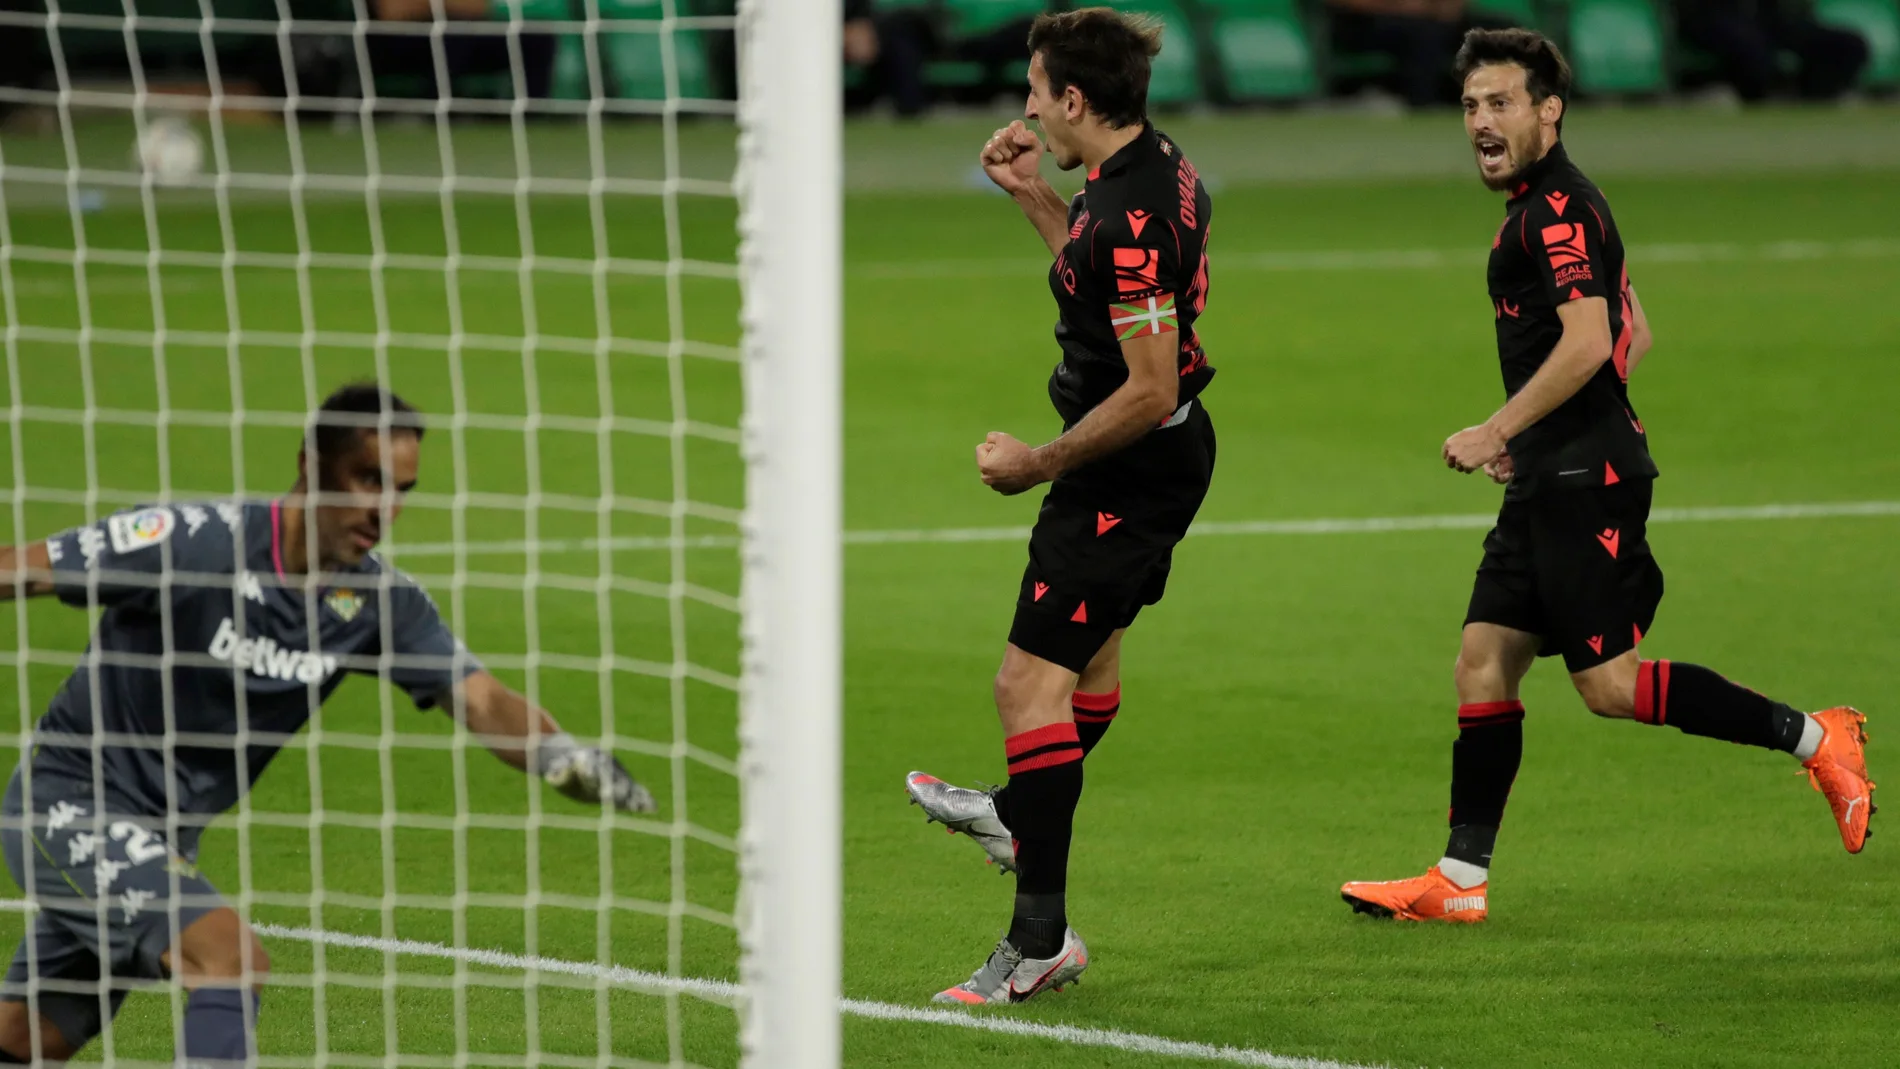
[{"left": 0, "top": 768, "right": 225, "bottom": 1049}]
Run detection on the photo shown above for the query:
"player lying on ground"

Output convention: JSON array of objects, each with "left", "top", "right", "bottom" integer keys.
[
  {"left": 1339, "top": 30, "right": 1873, "bottom": 924},
  {"left": 902, "top": 7, "right": 1218, "bottom": 1004},
  {"left": 0, "top": 383, "right": 656, "bottom": 1065}
]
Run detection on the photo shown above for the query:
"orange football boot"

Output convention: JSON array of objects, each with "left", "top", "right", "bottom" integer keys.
[
  {"left": 1802, "top": 707, "right": 1876, "bottom": 854},
  {"left": 1340, "top": 866, "right": 1488, "bottom": 923}
]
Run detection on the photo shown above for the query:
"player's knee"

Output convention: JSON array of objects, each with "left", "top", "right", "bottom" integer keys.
[
  {"left": 992, "top": 664, "right": 1036, "bottom": 719},
  {"left": 0, "top": 1002, "right": 78, "bottom": 1062},
  {"left": 1573, "top": 669, "right": 1636, "bottom": 719},
  {"left": 174, "top": 911, "right": 271, "bottom": 988},
  {"left": 1453, "top": 651, "right": 1510, "bottom": 700}
]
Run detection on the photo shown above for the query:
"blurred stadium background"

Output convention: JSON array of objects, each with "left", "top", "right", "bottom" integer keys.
[{"left": 0, "top": 0, "right": 1897, "bottom": 1066}]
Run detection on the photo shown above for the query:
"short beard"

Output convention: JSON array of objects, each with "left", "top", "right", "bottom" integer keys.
[{"left": 1478, "top": 164, "right": 1519, "bottom": 192}]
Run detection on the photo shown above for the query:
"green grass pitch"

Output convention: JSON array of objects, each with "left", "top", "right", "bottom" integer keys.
[{"left": 1, "top": 106, "right": 1897, "bottom": 1067}]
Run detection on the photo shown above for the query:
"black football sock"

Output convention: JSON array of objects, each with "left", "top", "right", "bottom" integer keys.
[
  {"left": 1001, "top": 722, "right": 1084, "bottom": 959},
  {"left": 1444, "top": 701, "right": 1525, "bottom": 873},
  {"left": 991, "top": 689, "right": 1119, "bottom": 829},
  {"left": 1072, "top": 685, "right": 1121, "bottom": 756},
  {"left": 1634, "top": 660, "right": 1808, "bottom": 752},
  {"left": 181, "top": 986, "right": 258, "bottom": 1067}
]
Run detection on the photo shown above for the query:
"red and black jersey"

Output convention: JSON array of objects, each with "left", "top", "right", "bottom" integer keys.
[
  {"left": 1046, "top": 125, "right": 1214, "bottom": 426},
  {"left": 1488, "top": 141, "right": 1656, "bottom": 493}
]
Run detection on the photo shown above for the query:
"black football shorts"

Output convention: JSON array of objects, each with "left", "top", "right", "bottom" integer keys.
[
  {"left": 1008, "top": 401, "right": 1217, "bottom": 674},
  {"left": 1465, "top": 478, "right": 1666, "bottom": 673}
]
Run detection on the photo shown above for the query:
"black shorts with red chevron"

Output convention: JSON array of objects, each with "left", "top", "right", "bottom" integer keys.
[
  {"left": 1008, "top": 401, "right": 1217, "bottom": 674},
  {"left": 1464, "top": 478, "right": 1665, "bottom": 673}
]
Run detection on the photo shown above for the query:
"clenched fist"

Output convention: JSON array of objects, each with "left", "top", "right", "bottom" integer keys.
[
  {"left": 976, "top": 431, "right": 1048, "bottom": 495},
  {"left": 980, "top": 121, "right": 1045, "bottom": 195}
]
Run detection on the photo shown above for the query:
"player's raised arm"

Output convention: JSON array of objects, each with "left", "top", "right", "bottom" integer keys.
[{"left": 981, "top": 121, "right": 1071, "bottom": 258}]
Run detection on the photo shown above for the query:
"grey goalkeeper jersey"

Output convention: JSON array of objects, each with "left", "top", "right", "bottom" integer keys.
[{"left": 25, "top": 500, "right": 480, "bottom": 854}]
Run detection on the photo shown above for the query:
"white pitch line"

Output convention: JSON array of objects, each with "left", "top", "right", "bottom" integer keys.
[
  {"left": 251, "top": 923, "right": 1383, "bottom": 1069},
  {"left": 379, "top": 499, "right": 1900, "bottom": 559}
]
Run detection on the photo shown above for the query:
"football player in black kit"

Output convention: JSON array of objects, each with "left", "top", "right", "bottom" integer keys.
[
  {"left": 901, "top": 7, "right": 1217, "bottom": 1002},
  {"left": 1340, "top": 29, "right": 1874, "bottom": 924}
]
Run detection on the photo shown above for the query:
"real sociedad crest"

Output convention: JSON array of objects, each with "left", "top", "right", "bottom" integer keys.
[{"left": 325, "top": 588, "right": 363, "bottom": 623}]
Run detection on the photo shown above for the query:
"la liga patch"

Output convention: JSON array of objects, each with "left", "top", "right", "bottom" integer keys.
[{"left": 107, "top": 507, "right": 174, "bottom": 554}]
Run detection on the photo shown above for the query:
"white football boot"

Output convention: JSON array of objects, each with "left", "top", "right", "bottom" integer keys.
[
  {"left": 933, "top": 929, "right": 1089, "bottom": 1005},
  {"left": 905, "top": 771, "right": 1016, "bottom": 873}
]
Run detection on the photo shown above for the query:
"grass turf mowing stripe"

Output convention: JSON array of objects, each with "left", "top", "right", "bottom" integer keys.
[
  {"left": 6, "top": 238, "right": 1896, "bottom": 296},
  {"left": 381, "top": 499, "right": 1900, "bottom": 558},
  {"left": 849, "top": 237, "right": 1900, "bottom": 280},
  {"left": 249, "top": 923, "right": 1388, "bottom": 1069}
]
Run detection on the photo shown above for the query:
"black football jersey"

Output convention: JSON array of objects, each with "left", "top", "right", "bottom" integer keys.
[
  {"left": 1046, "top": 125, "right": 1215, "bottom": 426},
  {"left": 1487, "top": 142, "right": 1656, "bottom": 494}
]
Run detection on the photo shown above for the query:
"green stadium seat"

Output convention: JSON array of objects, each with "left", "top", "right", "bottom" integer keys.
[
  {"left": 51, "top": 0, "right": 278, "bottom": 72},
  {"left": 925, "top": 59, "right": 988, "bottom": 89},
  {"left": 1100, "top": 0, "right": 1205, "bottom": 105},
  {"left": 1814, "top": 0, "right": 1900, "bottom": 87},
  {"left": 943, "top": 0, "right": 1047, "bottom": 38},
  {"left": 1566, "top": 0, "right": 1667, "bottom": 94},
  {"left": 1470, "top": 0, "right": 1539, "bottom": 28},
  {"left": 548, "top": 32, "right": 594, "bottom": 100},
  {"left": 1202, "top": 0, "right": 1317, "bottom": 101},
  {"left": 594, "top": 0, "right": 714, "bottom": 101}
]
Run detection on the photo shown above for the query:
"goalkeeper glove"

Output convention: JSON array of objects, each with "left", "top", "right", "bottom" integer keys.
[{"left": 537, "top": 735, "right": 658, "bottom": 814}]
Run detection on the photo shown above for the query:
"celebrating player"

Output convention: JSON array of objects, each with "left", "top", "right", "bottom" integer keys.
[
  {"left": 902, "top": 8, "right": 1217, "bottom": 1003},
  {"left": 1339, "top": 30, "right": 1873, "bottom": 924},
  {"left": 0, "top": 383, "right": 655, "bottom": 1064}
]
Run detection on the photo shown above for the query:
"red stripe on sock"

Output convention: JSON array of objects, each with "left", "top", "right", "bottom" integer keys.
[
  {"left": 1635, "top": 660, "right": 1670, "bottom": 725},
  {"left": 1073, "top": 709, "right": 1118, "bottom": 724},
  {"left": 1005, "top": 722, "right": 1081, "bottom": 759},
  {"left": 1457, "top": 700, "right": 1524, "bottom": 727},
  {"left": 1658, "top": 659, "right": 1671, "bottom": 725},
  {"left": 1071, "top": 685, "right": 1121, "bottom": 713},
  {"left": 1008, "top": 748, "right": 1084, "bottom": 775}
]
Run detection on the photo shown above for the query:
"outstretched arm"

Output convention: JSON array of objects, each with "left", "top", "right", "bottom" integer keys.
[
  {"left": 0, "top": 541, "right": 57, "bottom": 601},
  {"left": 456, "top": 670, "right": 657, "bottom": 813}
]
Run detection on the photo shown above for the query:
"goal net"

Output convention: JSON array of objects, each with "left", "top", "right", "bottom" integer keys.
[{"left": 0, "top": 0, "right": 838, "bottom": 1061}]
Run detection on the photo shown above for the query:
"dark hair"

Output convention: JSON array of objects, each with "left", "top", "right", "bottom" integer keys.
[
  {"left": 306, "top": 382, "right": 424, "bottom": 480},
  {"left": 1026, "top": 7, "right": 1163, "bottom": 130},
  {"left": 1455, "top": 28, "right": 1573, "bottom": 133}
]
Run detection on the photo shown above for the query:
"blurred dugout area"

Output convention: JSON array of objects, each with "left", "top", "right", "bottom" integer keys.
[
  {"left": 0, "top": 0, "right": 1891, "bottom": 120},
  {"left": 840, "top": 0, "right": 1897, "bottom": 108},
  {"left": 0, "top": 0, "right": 737, "bottom": 119}
]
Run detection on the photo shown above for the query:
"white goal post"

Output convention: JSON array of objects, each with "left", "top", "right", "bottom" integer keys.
[
  {"left": 0, "top": 0, "right": 842, "bottom": 1056},
  {"left": 734, "top": 0, "right": 843, "bottom": 1063}
]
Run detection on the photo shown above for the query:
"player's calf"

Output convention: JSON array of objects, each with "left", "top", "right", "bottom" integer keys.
[
  {"left": 165, "top": 909, "right": 269, "bottom": 1068},
  {"left": 1611, "top": 657, "right": 1876, "bottom": 853}
]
